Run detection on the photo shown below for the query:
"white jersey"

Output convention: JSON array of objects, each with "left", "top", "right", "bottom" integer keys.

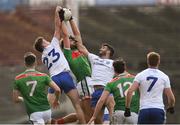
[
  {"left": 134, "top": 68, "right": 171, "bottom": 110},
  {"left": 88, "top": 53, "right": 114, "bottom": 86},
  {"left": 42, "top": 37, "right": 70, "bottom": 77}
]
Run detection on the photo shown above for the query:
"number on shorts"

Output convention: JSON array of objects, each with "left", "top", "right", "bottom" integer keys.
[{"left": 26, "top": 81, "right": 37, "bottom": 96}]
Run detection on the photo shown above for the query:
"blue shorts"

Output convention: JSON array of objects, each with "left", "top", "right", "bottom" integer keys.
[
  {"left": 138, "top": 108, "right": 165, "bottom": 124},
  {"left": 91, "top": 88, "right": 104, "bottom": 107},
  {"left": 48, "top": 72, "right": 76, "bottom": 94},
  {"left": 103, "top": 114, "right": 109, "bottom": 121}
]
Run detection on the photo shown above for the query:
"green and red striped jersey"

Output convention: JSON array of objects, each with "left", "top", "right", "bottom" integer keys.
[{"left": 13, "top": 69, "right": 51, "bottom": 115}]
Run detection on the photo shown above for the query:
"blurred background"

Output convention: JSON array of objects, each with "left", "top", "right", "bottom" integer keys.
[{"left": 0, "top": 0, "right": 180, "bottom": 123}]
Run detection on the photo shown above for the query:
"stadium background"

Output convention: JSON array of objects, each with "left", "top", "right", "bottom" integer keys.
[{"left": 0, "top": 0, "right": 180, "bottom": 123}]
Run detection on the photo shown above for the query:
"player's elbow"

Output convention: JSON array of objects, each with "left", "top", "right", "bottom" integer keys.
[
  {"left": 55, "top": 87, "right": 61, "bottom": 94},
  {"left": 56, "top": 89, "right": 61, "bottom": 94}
]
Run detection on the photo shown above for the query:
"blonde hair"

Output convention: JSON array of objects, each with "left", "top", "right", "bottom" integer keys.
[{"left": 147, "top": 52, "right": 160, "bottom": 67}]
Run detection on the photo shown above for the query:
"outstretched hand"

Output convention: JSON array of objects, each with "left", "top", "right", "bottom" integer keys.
[{"left": 55, "top": 6, "right": 62, "bottom": 13}]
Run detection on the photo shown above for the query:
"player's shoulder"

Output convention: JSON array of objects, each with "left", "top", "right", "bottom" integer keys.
[
  {"left": 35, "top": 71, "right": 49, "bottom": 77},
  {"left": 157, "top": 69, "right": 169, "bottom": 79},
  {"left": 15, "top": 71, "right": 48, "bottom": 80},
  {"left": 137, "top": 69, "right": 149, "bottom": 76},
  {"left": 89, "top": 53, "right": 98, "bottom": 58},
  {"left": 109, "top": 77, "right": 119, "bottom": 83},
  {"left": 51, "top": 37, "right": 59, "bottom": 43},
  {"left": 125, "top": 72, "right": 135, "bottom": 78},
  {"left": 15, "top": 72, "right": 26, "bottom": 80}
]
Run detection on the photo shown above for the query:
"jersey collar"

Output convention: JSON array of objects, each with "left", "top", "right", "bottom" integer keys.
[
  {"left": 117, "top": 71, "right": 128, "bottom": 77},
  {"left": 25, "top": 68, "right": 36, "bottom": 72}
]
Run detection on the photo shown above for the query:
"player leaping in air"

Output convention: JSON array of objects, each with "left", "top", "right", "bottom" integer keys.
[
  {"left": 51, "top": 8, "right": 94, "bottom": 124},
  {"left": 33, "top": 6, "right": 86, "bottom": 124}
]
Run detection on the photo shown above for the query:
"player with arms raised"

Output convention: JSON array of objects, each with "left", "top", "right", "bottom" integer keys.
[
  {"left": 52, "top": 8, "right": 93, "bottom": 123},
  {"left": 76, "top": 40, "right": 115, "bottom": 123},
  {"left": 33, "top": 6, "right": 86, "bottom": 123}
]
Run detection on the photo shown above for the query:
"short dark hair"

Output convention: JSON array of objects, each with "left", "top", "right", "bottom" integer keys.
[
  {"left": 147, "top": 52, "right": 160, "bottom": 67},
  {"left": 113, "top": 58, "right": 126, "bottom": 74},
  {"left": 60, "top": 36, "right": 77, "bottom": 49},
  {"left": 34, "top": 37, "right": 44, "bottom": 53},
  {"left": 24, "top": 52, "right": 36, "bottom": 67},
  {"left": 102, "top": 43, "right": 114, "bottom": 58}
]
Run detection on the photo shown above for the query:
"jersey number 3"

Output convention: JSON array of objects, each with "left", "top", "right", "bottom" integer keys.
[
  {"left": 147, "top": 76, "right": 158, "bottom": 92},
  {"left": 43, "top": 49, "right": 60, "bottom": 70},
  {"left": 26, "top": 81, "right": 37, "bottom": 96}
]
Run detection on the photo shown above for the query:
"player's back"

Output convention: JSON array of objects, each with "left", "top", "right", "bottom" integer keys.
[
  {"left": 134, "top": 68, "right": 170, "bottom": 110},
  {"left": 105, "top": 73, "right": 139, "bottom": 113},
  {"left": 42, "top": 37, "right": 70, "bottom": 77},
  {"left": 14, "top": 69, "right": 50, "bottom": 115}
]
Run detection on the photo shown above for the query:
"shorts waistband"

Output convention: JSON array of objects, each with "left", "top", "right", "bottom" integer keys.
[{"left": 93, "top": 85, "right": 104, "bottom": 90}]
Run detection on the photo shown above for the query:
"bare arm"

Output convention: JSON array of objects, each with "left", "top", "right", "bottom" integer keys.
[
  {"left": 88, "top": 90, "right": 110, "bottom": 124},
  {"left": 49, "top": 81, "right": 61, "bottom": 108},
  {"left": 61, "top": 21, "right": 70, "bottom": 49},
  {"left": 164, "top": 88, "right": 175, "bottom": 108},
  {"left": 54, "top": 6, "right": 62, "bottom": 40},
  {"left": 125, "top": 81, "right": 139, "bottom": 108},
  {"left": 12, "top": 90, "right": 24, "bottom": 103},
  {"left": 68, "top": 14, "right": 89, "bottom": 55},
  {"left": 69, "top": 19, "right": 83, "bottom": 44},
  {"left": 76, "top": 42, "right": 89, "bottom": 56}
]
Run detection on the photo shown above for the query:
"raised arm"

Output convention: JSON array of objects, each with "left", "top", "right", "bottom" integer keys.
[
  {"left": 76, "top": 42, "right": 89, "bottom": 56},
  {"left": 69, "top": 19, "right": 83, "bottom": 45},
  {"left": 61, "top": 21, "right": 70, "bottom": 49},
  {"left": 54, "top": 6, "right": 62, "bottom": 40}
]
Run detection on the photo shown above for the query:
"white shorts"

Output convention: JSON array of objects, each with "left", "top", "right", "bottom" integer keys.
[
  {"left": 76, "top": 76, "right": 94, "bottom": 99},
  {"left": 111, "top": 110, "right": 138, "bottom": 124},
  {"left": 30, "top": 109, "right": 52, "bottom": 125}
]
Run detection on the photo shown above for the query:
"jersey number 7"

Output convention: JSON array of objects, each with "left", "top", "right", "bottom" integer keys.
[
  {"left": 147, "top": 76, "right": 158, "bottom": 92},
  {"left": 26, "top": 81, "right": 37, "bottom": 96}
]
